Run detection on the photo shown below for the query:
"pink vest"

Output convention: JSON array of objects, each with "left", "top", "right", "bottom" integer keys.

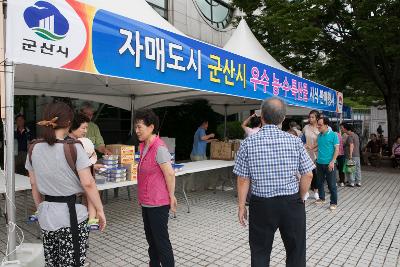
[{"left": 137, "top": 136, "right": 170, "bottom": 206}]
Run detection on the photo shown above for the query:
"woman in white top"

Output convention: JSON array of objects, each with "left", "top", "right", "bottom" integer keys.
[
  {"left": 241, "top": 113, "right": 262, "bottom": 137},
  {"left": 302, "top": 110, "right": 320, "bottom": 200}
]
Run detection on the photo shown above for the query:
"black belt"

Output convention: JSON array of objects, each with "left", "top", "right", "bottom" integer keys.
[{"left": 45, "top": 195, "right": 80, "bottom": 267}]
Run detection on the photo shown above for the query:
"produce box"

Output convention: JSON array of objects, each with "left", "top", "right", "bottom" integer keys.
[
  {"left": 210, "top": 140, "right": 242, "bottom": 160},
  {"left": 120, "top": 154, "right": 135, "bottom": 164},
  {"left": 210, "top": 141, "right": 234, "bottom": 160},
  {"left": 106, "top": 144, "right": 135, "bottom": 164},
  {"left": 106, "top": 144, "right": 135, "bottom": 156},
  {"left": 123, "top": 163, "right": 138, "bottom": 181}
]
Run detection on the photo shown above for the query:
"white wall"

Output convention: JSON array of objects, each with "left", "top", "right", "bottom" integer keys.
[
  {"left": 370, "top": 106, "right": 388, "bottom": 138},
  {"left": 170, "top": 0, "right": 235, "bottom": 47}
]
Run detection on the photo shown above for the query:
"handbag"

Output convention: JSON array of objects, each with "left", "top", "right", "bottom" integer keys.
[{"left": 343, "top": 159, "right": 356, "bottom": 173}]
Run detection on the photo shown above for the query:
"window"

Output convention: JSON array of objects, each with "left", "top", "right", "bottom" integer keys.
[
  {"left": 195, "top": 0, "right": 234, "bottom": 29},
  {"left": 146, "top": 0, "right": 168, "bottom": 20}
]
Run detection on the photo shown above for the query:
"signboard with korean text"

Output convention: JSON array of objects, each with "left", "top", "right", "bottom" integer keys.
[{"left": 7, "top": 0, "right": 343, "bottom": 113}]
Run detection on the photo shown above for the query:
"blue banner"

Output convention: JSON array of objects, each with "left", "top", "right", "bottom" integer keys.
[{"left": 92, "top": 10, "right": 341, "bottom": 112}]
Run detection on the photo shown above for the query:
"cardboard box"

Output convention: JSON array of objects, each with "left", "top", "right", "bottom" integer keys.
[
  {"left": 106, "top": 144, "right": 135, "bottom": 156},
  {"left": 120, "top": 155, "right": 135, "bottom": 164},
  {"left": 210, "top": 140, "right": 242, "bottom": 160},
  {"left": 123, "top": 163, "right": 138, "bottom": 181},
  {"left": 210, "top": 141, "right": 234, "bottom": 160}
]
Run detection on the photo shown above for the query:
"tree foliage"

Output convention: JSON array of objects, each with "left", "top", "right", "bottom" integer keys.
[{"left": 233, "top": 0, "right": 400, "bottom": 144}]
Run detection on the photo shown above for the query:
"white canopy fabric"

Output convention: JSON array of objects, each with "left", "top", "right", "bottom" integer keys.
[
  {"left": 224, "top": 19, "right": 289, "bottom": 72},
  {"left": 13, "top": 2, "right": 308, "bottom": 116}
]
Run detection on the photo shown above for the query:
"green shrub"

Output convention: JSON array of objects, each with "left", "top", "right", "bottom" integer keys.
[{"left": 216, "top": 121, "right": 244, "bottom": 140}]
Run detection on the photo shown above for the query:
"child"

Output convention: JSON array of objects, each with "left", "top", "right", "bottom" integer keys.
[
  {"left": 287, "top": 129, "right": 309, "bottom": 201},
  {"left": 78, "top": 137, "right": 101, "bottom": 230}
]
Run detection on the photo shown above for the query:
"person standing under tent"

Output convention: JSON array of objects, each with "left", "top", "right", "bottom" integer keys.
[
  {"left": 241, "top": 113, "right": 261, "bottom": 137},
  {"left": 189, "top": 119, "right": 217, "bottom": 191},
  {"left": 26, "top": 102, "right": 106, "bottom": 266},
  {"left": 190, "top": 119, "right": 216, "bottom": 161},
  {"left": 15, "top": 114, "right": 33, "bottom": 175},
  {"left": 80, "top": 102, "right": 112, "bottom": 155},
  {"left": 135, "top": 109, "right": 176, "bottom": 267},
  {"left": 67, "top": 113, "right": 105, "bottom": 230},
  {"left": 302, "top": 110, "right": 320, "bottom": 200}
]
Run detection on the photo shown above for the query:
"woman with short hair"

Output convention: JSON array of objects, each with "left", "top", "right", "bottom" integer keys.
[{"left": 135, "top": 109, "right": 176, "bottom": 267}]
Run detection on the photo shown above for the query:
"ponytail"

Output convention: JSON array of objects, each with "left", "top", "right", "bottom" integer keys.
[{"left": 38, "top": 102, "right": 74, "bottom": 146}]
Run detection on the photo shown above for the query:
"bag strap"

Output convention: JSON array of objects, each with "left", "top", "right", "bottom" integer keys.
[
  {"left": 57, "top": 139, "right": 83, "bottom": 179},
  {"left": 28, "top": 139, "right": 46, "bottom": 166},
  {"left": 28, "top": 139, "right": 83, "bottom": 179}
]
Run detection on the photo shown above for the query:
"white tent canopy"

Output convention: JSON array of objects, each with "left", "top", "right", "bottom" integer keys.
[
  {"left": 12, "top": 0, "right": 261, "bottom": 116},
  {"left": 222, "top": 19, "right": 311, "bottom": 116},
  {"left": 224, "top": 19, "right": 289, "bottom": 72}
]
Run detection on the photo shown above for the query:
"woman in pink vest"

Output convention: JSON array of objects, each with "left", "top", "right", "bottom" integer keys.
[{"left": 135, "top": 109, "right": 177, "bottom": 267}]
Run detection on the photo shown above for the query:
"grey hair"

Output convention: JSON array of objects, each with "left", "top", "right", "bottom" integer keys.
[
  {"left": 261, "top": 97, "right": 287, "bottom": 125},
  {"left": 80, "top": 101, "right": 94, "bottom": 112}
]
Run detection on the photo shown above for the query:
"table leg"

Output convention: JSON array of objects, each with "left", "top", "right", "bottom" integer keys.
[
  {"left": 24, "top": 190, "right": 28, "bottom": 220},
  {"left": 182, "top": 176, "right": 190, "bottom": 213},
  {"left": 127, "top": 186, "right": 131, "bottom": 201},
  {"left": 105, "top": 190, "right": 109, "bottom": 204}
]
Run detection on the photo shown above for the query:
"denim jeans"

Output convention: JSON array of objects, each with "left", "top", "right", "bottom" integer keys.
[
  {"left": 316, "top": 163, "right": 338, "bottom": 205},
  {"left": 345, "top": 157, "right": 362, "bottom": 184}
]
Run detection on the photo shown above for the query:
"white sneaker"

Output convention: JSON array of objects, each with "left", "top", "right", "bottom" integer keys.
[
  {"left": 303, "top": 192, "right": 310, "bottom": 201},
  {"left": 340, "top": 183, "right": 345, "bottom": 187},
  {"left": 314, "top": 192, "right": 319, "bottom": 200}
]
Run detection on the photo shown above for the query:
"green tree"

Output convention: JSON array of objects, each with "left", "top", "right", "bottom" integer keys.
[{"left": 233, "top": 0, "right": 400, "bottom": 145}]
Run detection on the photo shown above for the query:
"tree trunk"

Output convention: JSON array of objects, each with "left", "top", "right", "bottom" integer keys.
[{"left": 384, "top": 92, "right": 400, "bottom": 149}]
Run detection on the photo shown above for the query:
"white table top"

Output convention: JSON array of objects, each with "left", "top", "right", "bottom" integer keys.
[
  {"left": 0, "top": 172, "right": 32, "bottom": 194},
  {"left": 0, "top": 160, "right": 235, "bottom": 193},
  {"left": 175, "top": 160, "right": 235, "bottom": 176}
]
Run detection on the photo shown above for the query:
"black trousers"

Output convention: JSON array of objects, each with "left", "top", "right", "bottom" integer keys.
[
  {"left": 249, "top": 194, "right": 306, "bottom": 267},
  {"left": 337, "top": 155, "right": 346, "bottom": 183},
  {"left": 142, "top": 205, "right": 175, "bottom": 267},
  {"left": 310, "top": 169, "right": 318, "bottom": 190}
]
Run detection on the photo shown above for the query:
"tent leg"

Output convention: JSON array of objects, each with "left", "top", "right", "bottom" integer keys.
[
  {"left": 130, "top": 95, "right": 135, "bottom": 135},
  {"left": 4, "top": 60, "right": 16, "bottom": 261},
  {"left": 224, "top": 104, "right": 228, "bottom": 139}
]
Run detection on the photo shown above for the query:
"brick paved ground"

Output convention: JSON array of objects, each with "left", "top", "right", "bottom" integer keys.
[{"left": 1, "top": 167, "right": 400, "bottom": 266}]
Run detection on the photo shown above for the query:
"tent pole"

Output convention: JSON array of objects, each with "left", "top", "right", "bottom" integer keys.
[
  {"left": 5, "top": 60, "right": 17, "bottom": 261},
  {"left": 130, "top": 95, "right": 135, "bottom": 135},
  {"left": 224, "top": 104, "right": 228, "bottom": 139}
]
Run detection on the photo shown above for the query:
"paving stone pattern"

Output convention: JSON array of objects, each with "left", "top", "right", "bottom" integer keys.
[{"left": 1, "top": 167, "right": 399, "bottom": 266}]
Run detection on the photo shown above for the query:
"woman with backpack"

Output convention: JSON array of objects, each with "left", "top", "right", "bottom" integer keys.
[{"left": 25, "top": 102, "right": 106, "bottom": 267}]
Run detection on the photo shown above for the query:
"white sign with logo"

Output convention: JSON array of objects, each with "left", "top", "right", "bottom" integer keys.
[{"left": 6, "top": 0, "right": 87, "bottom": 68}]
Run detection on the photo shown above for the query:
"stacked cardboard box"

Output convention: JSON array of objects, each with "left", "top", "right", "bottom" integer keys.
[
  {"left": 106, "top": 144, "right": 135, "bottom": 164},
  {"left": 123, "top": 163, "right": 138, "bottom": 181},
  {"left": 210, "top": 140, "right": 241, "bottom": 160},
  {"left": 106, "top": 144, "right": 137, "bottom": 181}
]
